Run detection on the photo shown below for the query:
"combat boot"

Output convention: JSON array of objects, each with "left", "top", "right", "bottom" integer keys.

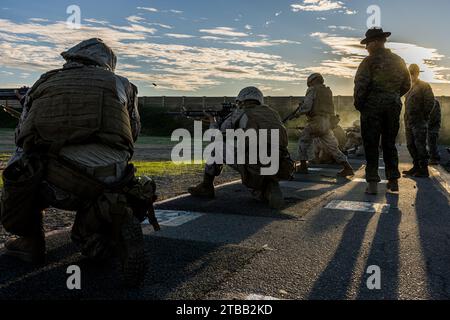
[
  {"left": 413, "top": 166, "right": 430, "bottom": 178},
  {"left": 188, "top": 174, "right": 215, "bottom": 198},
  {"left": 429, "top": 158, "right": 440, "bottom": 165},
  {"left": 263, "top": 180, "right": 284, "bottom": 209},
  {"left": 387, "top": 179, "right": 399, "bottom": 192},
  {"left": 402, "top": 165, "right": 419, "bottom": 176},
  {"left": 4, "top": 233, "right": 46, "bottom": 264},
  {"left": 297, "top": 160, "right": 309, "bottom": 174},
  {"left": 365, "top": 182, "right": 378, "bottom": 195},
  {"left": 337, "top": 161, "right": 354, "bottom": 177}
]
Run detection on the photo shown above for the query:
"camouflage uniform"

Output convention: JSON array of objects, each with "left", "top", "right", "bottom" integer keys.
[
  {"left": 205, "top": 101, "right": 290, "bottom": 191},
  {"left": 428, "top": 100, "right": 441, "bottom": 161},
  {"left": 354, "top": 47, "right": 411, "bottom": 182},
  {"left": 404, "top": 79, "right": 435, "bottom": 168},
  {"left": 298, "top": 84, "right": 347, "bottom": 164},
  {"left": 1, "top": 39, "right": 141, "bottom": 259}
]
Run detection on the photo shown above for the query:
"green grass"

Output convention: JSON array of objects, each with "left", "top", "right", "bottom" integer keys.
[
  {"left": 132, "top": 160, "right": 205, "bottom": 176},
  {"left": 0, "top": 160, "right": 206, "bottom": 188}
]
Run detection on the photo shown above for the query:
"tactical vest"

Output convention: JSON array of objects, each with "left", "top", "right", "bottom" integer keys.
[
  {"left": 311, "top": 85, "right": 335, "bottom": 117},
  {"left": 239, "top": 104, "right": 293, "bottom": 180},
  {"left": 17, "top": 66, "right": 134, "bottom": 154},
  {"left": 241, "top": 104, "right": 289, "bottom": 148}
]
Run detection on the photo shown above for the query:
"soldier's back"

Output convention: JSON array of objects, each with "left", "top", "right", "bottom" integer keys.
[{"left": 366, "top": 48, "right": 408, "bottom": 97}]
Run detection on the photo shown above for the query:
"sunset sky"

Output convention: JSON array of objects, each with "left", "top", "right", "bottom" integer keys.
[{"left": 1, "top": 0, "right": 449, "bottom": 96}]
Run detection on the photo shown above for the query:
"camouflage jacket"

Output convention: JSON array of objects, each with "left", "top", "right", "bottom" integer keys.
[
  {"left": 354, "top": 48, "right": 411, "bottom": 111},
  {"left": 404, "top": 79, "right": 435, "bottom": 127}
]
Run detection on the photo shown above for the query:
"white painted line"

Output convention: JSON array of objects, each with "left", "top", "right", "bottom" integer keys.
[
  {"left": 308, "top": 168, "right": 325, "bottom": 172},
  {"left": 429, "top": 167, "right": 450, "bottom": 196},
  {"left": 143, "top": 209, "right": 203, "bottom": 227},
  {"left": 352, "top": 178, "right": 388, "bottom": 184},
  {"left": 245, "top": 294, "right": 280, "bottom": 300},
  {"left": 325, "top": 200, "right": 390, "bottom": 213},
  {"left": 280, "top": 181, "right": 323, "bottom": 189}
]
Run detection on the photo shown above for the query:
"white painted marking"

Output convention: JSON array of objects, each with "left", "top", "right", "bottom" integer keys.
[
  {"left": 308, "top": 168, "right": 325, "bottom": 172},
  {"left": 143, "top": 209, "right": 203, "bottom": 227},
  {"left": 245, "top": 294, "right": 280, "bottom": 300},
  {"left": 352, "top": 178, "right": 388, "bottom": 184},
  {"left": 280, "top": 181, "right": 322, "bottom": 189},
  {"left": 325, "top": 200, "right": 390, "bottom": 213},
  {"left": 429, "top": 167, "right": 450, "bottom": 196}
]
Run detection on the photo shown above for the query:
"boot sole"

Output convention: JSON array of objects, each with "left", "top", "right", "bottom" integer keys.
[{"left": 188, "top": 189, "right": 215, "bottom": 199}]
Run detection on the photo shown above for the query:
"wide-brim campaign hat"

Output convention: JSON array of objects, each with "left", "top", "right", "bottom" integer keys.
[{"left": 360, "top": 28, "right": 391, "bottom": 45}]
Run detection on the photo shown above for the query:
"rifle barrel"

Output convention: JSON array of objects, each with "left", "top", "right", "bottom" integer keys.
[{"left": 0, "top": 88, "right": 29, "bottom": 101}]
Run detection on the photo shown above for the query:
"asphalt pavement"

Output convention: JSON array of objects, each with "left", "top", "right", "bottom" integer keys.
[{"left": 1, "top": 146, "right": 449, "bottom": 300}]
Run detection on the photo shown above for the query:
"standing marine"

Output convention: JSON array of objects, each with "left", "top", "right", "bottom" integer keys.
[
  {"left": 403, "top": 64, "right": 435, "bottom": 177},
  {"left": 188, "top": 87, "right": 294, "bottom": 209},
  {"left": 297, "top": 73, "right": 354, "bottom": 176},
  {"left": 354, "top": 28, "right": 411, "bottom": 194},
  {"left": 428, "top": 99, "right": 442, "bottom": 165},
  {"left": 0, "top": 39, "right": 157, "bottom": 286}
]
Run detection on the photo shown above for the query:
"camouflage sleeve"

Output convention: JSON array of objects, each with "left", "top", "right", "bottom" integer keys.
[
  {"left": 219, "top": 109, "right": 245, "bottom": 132},
  {"left": 128, "top": 83, "right": 141, "bottom": 142},
  {"left": 399, "top": 59, "right": 411, "bottom": 97},
  {"left": 299, "top": 87, "right": 315, "bottom": 114},
  {"left": 423, "top": 83, "right": 435, "bottom": 120},
  {"left": 353, "top": 57, "right": 371, "bottom": 111}
]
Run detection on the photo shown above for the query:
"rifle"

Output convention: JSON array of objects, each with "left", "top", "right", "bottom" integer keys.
[
  {"left": 0, "top": 87, "right": 29, "bottom": 119},
  {"left": 167, "top": 102, "right": 237, "bottom": 122},
  {"left": 282, "top": 100, "right": 304, "bottom": 124}
]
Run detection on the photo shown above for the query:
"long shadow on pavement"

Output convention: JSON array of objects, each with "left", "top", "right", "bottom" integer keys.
[{"left": 414, "top": 176, "right": 450, "bottom": 299}]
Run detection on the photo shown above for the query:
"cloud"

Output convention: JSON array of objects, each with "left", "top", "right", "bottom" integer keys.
[
  {"left": 0, "top": 18, "right": 307, "bottom": 91},
  {"left": 199, "top": 27, "right": 248, "bottom": 37},
  {"left": 169, "top": 10, "right": 183, "bottom": 14},
  {"left": 291, "top": 0, "right": 356, "bottom": 14},
  {"left": 309, "top": 32, "right": 449, "bottom": 83},
  {"left": 165, "top": 33, "right": 195, "bottom": 39},
  {"left": 228, "top": 39, "right": 301, "bottom": 48},
  {"left": 328, "top": 25, "right": 356, "bottom": 31},
  {"left": 137, "top": 7, "right": 158, "bottom": 13},
  {"left": 215, "top": 67, "right": 248, "bottom": 74},
  {"left": 147, "top": 23, "right": 172, "bottom": 29},
  {"left": 84, "top": 18, "right": 109, "bottom": 25},
  {"left": 291, "top": 0, "right": 344, "bottom": 12},
  {"left": 200, "top": 36, "right": 226, "bottom": 41},
  {"left": 29, "top": 18, "right": 49, "bottom": 23},
  {"left": 245, "top": 24, "right": 252, "bottom": 30},
  {"left": 126, "top": 16, "right": 146, "bottom": 23}
]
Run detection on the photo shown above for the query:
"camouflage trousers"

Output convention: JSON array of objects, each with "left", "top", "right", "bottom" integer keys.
[
  {"left": 427, "top": 130, "right": 440, "bottom": 161},
  {"left": 360, "top": 106, "right": 401, "bottom": 182},
  {"left": 1, "top": 151, "right": 130, "bottom": 260},
  {"left": 405, "top": 122, "right": 429, "bottom": 166},
  {"left": 298, "top": 116, "right": 347, "bottom": 163}
]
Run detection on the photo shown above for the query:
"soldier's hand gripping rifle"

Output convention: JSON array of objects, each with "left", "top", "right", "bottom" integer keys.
[
  {"left": 282, "top": 100, "right": 305, "bottom": 124},
  {"left": 0, "top": 87, "right": 29, "bottom": 119},
  {"left": 167, "top": 102, "right": 238, "bottom": 124}
]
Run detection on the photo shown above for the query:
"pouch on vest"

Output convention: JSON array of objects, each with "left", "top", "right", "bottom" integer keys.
[
  {"left": 123, "top": 176, "right": 160, "bottom": 231},
  {"left": 0, "top": 154, "right": 45, "bottom": 236},
  {"left": 276, "top": 150, "right": 295, "bottom": 180}
]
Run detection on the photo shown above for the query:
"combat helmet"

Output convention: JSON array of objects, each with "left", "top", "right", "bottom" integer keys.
[
  {"left": 61, "top": 38, "right": 117, "bottom": 72},
  {"left": 236, "top": 86, "right": 264, "bottom": 105},
  {"left": 307, "top": 73, "right": 324, "bottom": 87}
]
